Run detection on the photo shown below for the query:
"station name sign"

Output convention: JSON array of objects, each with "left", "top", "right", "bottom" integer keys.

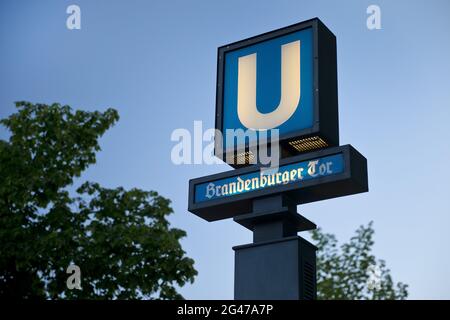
[
  {"left": 195, "top": 153, "right": 343, "bottom": 203},
  {"left": 189, "top": 145, "right": 368, "bottom": 221}
]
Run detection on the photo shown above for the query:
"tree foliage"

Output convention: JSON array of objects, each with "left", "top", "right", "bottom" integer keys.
[
  {"left": 311, "top": 222, "right": 408, "bottom": 300},
  {"left": 0, "top": 102, "right": 197, "bottom": 299}
]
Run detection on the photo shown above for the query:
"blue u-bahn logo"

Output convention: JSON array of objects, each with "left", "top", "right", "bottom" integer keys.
[{"left": 222, "top": 27, "right": 314, "bottom": 144}]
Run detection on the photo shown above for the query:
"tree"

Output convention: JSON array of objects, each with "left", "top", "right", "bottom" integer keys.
[
  {"left": 0, "top": 101, "right": 197, "bottom": 299},
  {"left": 311, "top": 222, "right": 408, "bottom": 300}
]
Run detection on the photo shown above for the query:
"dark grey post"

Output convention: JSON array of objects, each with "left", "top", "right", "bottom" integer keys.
[{"left": 233, "top": 195, "right": 317, "bottom": 300}]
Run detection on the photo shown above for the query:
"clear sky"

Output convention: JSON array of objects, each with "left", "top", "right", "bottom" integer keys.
[{"left": 1, "top": 0, "right": 450, "bottom": 299}]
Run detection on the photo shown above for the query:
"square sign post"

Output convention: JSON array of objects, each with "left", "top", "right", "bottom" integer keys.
[{"left": 188, "top": 18, "right": 368, "bottom": 300}]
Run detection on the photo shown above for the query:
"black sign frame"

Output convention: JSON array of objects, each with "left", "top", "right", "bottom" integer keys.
[
  {"left": 189, "top": 145, "right": 368, "bottom": 221},
  {"left": 214, "top": 17, "right": 339, "bottom": 164}
]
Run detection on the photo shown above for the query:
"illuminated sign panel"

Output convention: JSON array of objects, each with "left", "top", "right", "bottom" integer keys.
[
  {"left": 189, "top": 145, "right": 368, "bottom": 221},
  {"left": 215, "top": 18, "right": 339, "bottom": 165},
  {"left": 223, "top": 28, "right": 314, "bottom": 139},
  {"left": 195, "top": 153, "right": 343, "bottom": 203}
]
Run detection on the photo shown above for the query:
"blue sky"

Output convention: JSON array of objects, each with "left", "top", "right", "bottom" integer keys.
[{"left": 1, "top": 0, "right": 450, "bottom": 299}]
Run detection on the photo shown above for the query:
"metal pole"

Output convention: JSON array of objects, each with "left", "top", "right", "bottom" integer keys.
[{"left": 233, "top": 195, "right": 317, "bottom": 300}]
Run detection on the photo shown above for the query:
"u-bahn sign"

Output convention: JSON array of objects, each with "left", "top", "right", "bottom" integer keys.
[
  {"left": 215, "top": 18, "right": 339, "bottom": 163},
  {"left": 188, "top": 18, "right": 368, "bottom": 300},
  {"left": 188, "top": 18, "right": 368, "bottom": 221}
]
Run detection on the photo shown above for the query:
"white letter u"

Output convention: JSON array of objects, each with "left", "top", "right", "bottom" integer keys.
[{"left": 237, "top": 40, "right": 301, "bottom": 130}]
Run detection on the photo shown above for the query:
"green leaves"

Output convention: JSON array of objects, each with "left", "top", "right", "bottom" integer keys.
[
  {"left": 61, "top": 182, "right": 197, "bottom": 299},
  {"left": 311, "top": 222, "right": 408, "bottom": 300},
  {"left": 0, "top": 101, "right": 119, "bottom": 210},
  {"left": 0, "top": 102, "right": 196, "bottom": 299}
]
